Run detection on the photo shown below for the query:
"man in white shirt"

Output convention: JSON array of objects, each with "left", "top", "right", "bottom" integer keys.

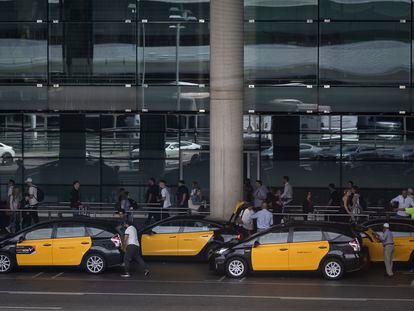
[
  {"left": 240, "top": 204, "right": 255, "bottom": 235},
  {"left": 26, "top": 178, "right": 39, "bottom": 224},
  {"left": 391, "top": 190, "right": 414, "bottom": 217},
  {"left": 121, "top": 219, "right": 150, "bottom": 278},
  {"left": 281, "top": 176, "right": 293, "bottom": 207},
  {"left": 250, "top": 202, "right": 273, "bottom": 232},
  {"left": 159, "top": 180, "right": 171, "bottom": 219},
  {"left": 253, "top": 180, "right": 268, "bottom": 208}
]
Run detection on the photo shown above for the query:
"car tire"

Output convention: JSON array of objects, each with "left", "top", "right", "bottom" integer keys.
[
  {"left": 83, "top": 253, "right": 106, "bottom": 274},
  {"left": 225, "top": 257, "right": 248, "bottom": 279},
  {"left": 321, "top": 258, "right": 344, "bottom": 280},
  {"left": 1, "top": 153, "right": 12, "bottom": 166},
  {"left": 0, "top": 252, "right": 14, "bottom": 273},
  {"left": 204, "top": 243, "right": 219, "bottom": 261}
]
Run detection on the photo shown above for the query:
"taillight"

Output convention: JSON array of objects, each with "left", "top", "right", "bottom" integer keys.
[
  {"left": 111, "top": 234, "right": 122, "bottom": 248},
  {"left": 349, "top": 238, "right": 360, "bottom": 252},
  {"left": 236, "top": 234, "right": 243, "bottom": 241}
]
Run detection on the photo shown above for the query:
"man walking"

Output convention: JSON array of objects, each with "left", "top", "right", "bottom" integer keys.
[
  {"left": 250, "top": 202, "right": 273, "bottom": 232},
  {"left": 281, "top": 176, "right": 293, "bottom": 207},
  {"left": 159, "top": 180, "right": 172, "bottom": 219},
  {"left": 379, "top": 223, "right": 394, "bottom": 277},
  {"left": 176, "top": 180, "right": 189, "bottom": 213},
  {"left": 144, "top": 178, "right": 160, "bottom": 225},
  {"left": 121, "top": 219, "right": 150, "bottom": 278},
  {"left": 26, "top": 178, "right": 39, "bottom": 224}
]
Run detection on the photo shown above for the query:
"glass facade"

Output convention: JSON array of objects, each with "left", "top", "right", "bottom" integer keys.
[{"left": 0, "top": 0, "right": 414, "bottom": 207}]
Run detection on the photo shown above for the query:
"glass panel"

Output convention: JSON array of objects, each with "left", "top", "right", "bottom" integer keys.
[
  {"left": 138, "top": 86, "right": 210, "bottom": 111},
  {"left": 140, "top": 0, "right": 210, "bottom": 21},
  {"left": 320, "top": 0, "right": 411, "bottom": 21},
  {"left": 48, "top": 86, "right": 137, "bottom": 110},
  {"left": 0, "top": 86, "right": 47, "bottom": 110},
  {"left": 319, "top": 87, "right": 410, "bottom": 113},
  {"left": 182, "top": 220, "right": 216, "bottom": 232},
  {"left": 320, "top": 22, "right": 410, "bottom": 86},
  {"left": 50, "top": 22, "right": 136, "bottom": 84},
  {"left": 245, "top": 22, "right": 317, "bottom": 85},
  {"left": 0, "top": 23, "right": 47, "bottom": 83},
  {"left": 24, "top": 157, "right": 101, "bottom": 185},
  {"left": 0, "top": 131, "right": 22, "bottom": 158},
  {"left": 257, "top": 230, "right": 289, "bottom": 245},
  {"left": 139, "top": 22, "right": 209, "bottom": 85},
  {"left": 245, "top": 0, "right": 318, "bottom": 21},
  {"left": 0, "top": 0, "right": 47, "bottom": 21},
  {"left": 152, "top": 220, "right": 182, "bottom": 233},
  {"left": 49, "top": 0, "right": 138, "bottom": 21},
  {"left": 244, "top": 87, "right": 317, "bottom": 112}
]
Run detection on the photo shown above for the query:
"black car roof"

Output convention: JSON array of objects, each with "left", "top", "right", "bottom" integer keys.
[
  {"left": 22, "top": 218, "right": 120, "bottom": 231},
  {"left": 143, "top": 215, "right": 226, "bottom": 228}
]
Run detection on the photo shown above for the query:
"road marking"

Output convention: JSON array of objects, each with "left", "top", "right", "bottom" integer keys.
[
  {"left": 51, "top": 273, "right": 64, "bottom": 280},
  {"left": 0, "top": 307, "right": 62, "bottom": 310},
  {"left": 2, "top": 290, "right": 414, "bottom": 302},
  {"left": 31, "top": 272, "right": 44, "bottom": 279},
  {"left": 218, "top": 276, "right": 226, "bottom": 282},
  {"left": 238, "top": 277, "right": 246, "bottom": 283}
]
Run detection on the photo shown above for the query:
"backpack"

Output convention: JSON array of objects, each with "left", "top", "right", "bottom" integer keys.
[
  {"left": 35, "top": 187, "right": 45, "bottom": 202},
  {"left": 128, "top": 198, "right": 139, "bottom": 210}
]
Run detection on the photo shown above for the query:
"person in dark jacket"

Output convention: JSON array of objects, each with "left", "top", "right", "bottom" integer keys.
[
  {"left": 70, "top": 180, "right": 81, "bottom": 216},
  {"left": 303, "top": 191, "right": 314, "bottom": 221}
]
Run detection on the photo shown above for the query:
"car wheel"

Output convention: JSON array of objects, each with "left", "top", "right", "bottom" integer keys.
[
  {"left": 225, "top": 257, "right": 248, "bottom": 278},
  {"left": 84, "top": 253, "right": 106, "bottom": 274},
  {"left": 204, "top": 243, "right": 219, "bottom": 261},
  {"left": 1, "top": 153, "right": 12, "bottom": 166},
  {"left": 322, "top": 258, "right": 344, "bottom": 280},
  {"left": 0, "top": 252, "right": 14, "bottom": 273}
]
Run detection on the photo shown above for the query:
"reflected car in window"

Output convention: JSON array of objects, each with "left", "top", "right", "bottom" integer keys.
[
  {"left": 140, "top": 216, "right": 244, "bottom": 261},
  {"left": 379, "top": 145, "right": 414, "bottom": 161},
  {"left": 261, "top": 143, "right": 323, "bottom": 160},
  {"left": 0, "top": 219, "right": 123, "bottom": 274},
  {"left": 0, "top": 142, "right": 15, "bottom": 165},
  {"left": 212, "top": 222, "right": 367, "bottom": 280}
]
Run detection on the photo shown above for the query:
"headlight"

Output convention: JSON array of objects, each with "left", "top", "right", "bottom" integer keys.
[{"left": 217, "top": 248, "right": 228, "bottom": 255}]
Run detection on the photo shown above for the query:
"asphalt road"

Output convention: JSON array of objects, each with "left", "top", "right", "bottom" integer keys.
[{"left": 0, "top": 262, "right": 413, "bottom": 311}]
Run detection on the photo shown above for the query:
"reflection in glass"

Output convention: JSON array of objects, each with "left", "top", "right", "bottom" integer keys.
[
  {"left": 244, "top": 0, "right": 317, "bottom": 21},
  {"left": 0, "top": 0, "right": 47, "bottom": 21},
  {"left": 140, "top": 0, "right": 210, "bottom": 21},
  {"left": 49, "top": 0, "right": 137, "bottom": 21},
  {"left": 139, "top": 22, "right": 209, "bottom": 85},
  {"left": 0, "top": 23, "right": 47, "bottom": 83},
  {"left": 320, "top": 22, "right": 410, "bottom": 86},
  {"left": 50, "top": 23, "right": 136, "bottom": 84},
  {"left": 320, "top": 0, "right": 410, "bottom": 21},
  {"left": 245, "top": 22, "right": 317, "bottom": 85}
]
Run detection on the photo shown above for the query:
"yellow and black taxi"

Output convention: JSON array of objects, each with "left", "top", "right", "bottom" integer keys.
[
  {"left": 0, "top": 219, "right": 123, "bottom": 274},
  {"left": 361, "top": 218, "right": 414, "bottom": 265},
  {"left": 140, "top": 215, "right": 244, "bottom": 261},
  {"left": 212, "top": 222, "right": 367, "bottom": 280}
]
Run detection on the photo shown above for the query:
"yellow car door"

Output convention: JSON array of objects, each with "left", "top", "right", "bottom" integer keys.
[
  {"left": 178, "top": 221, "right": 217, "bottom": 256},
  {"left": 53, "top": 223, "right": 91, "bottom": 266},
  {"left": 141, "top": 220, "right": 181, "bottom": 256},
  {"left": 289, "top": 228, "right": 328, "bottom": 271},
  {"left": 16, "top": 225, "right": 54, "bottom": 266},
  {"left": 391, "top": 223, "right": 414, "bottom": 262},
  {"left": 251, "top": 229, "right": 290, "bottom": 271}
]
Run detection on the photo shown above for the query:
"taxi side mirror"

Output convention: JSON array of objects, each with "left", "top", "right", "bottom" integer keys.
[{"left": 253, "top": 240, "right": 260, "bottom": 248}]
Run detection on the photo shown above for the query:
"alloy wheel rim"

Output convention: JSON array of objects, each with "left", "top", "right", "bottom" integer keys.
[
  {"left": 325, "top": 261, "right": 341, "bottom": 278},
  {"left": 228, "top": 260, "right": 244, "bottom": 277},
  {"left": 87, "top": 256, "right": 104, "bottom": 273},
  {"left": 0, "top": 255, "right": 11, "bottom": 272}
]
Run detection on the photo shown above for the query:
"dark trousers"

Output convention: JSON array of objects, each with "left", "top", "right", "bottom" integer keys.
[
  {"left": 144, "top": 209, "right": 160, "bottom": 226},
  {"left": 124, "top": 245, "right": 147, "bottom": 274},
  {"left": 29, "top": 205, "right": 39, "bottom": 224}
]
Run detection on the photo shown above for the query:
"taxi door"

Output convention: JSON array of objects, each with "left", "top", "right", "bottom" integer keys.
[
  {"left": 391, "top": 224, "right": 414, "bottom": 262},
  {"left": 362, "top": 228, "right": 383, "bottom": 262},
  {"left": 52, "top": 223, "right": 91, "bottom": 266},
  {"left": 289, "top": 228, "right": 329, "bottom": 271},
  {"left": 178, "top": 221, "right": 216, "bottom": 256},
  {"left": 251, "top": 229, "right": 290, "bottom": 271},
  {"left": 16, "top": 225, "right": 54, "bottom": 266},
  {"left": 140, "top": 220, "right": 181, "bottom": 256}
]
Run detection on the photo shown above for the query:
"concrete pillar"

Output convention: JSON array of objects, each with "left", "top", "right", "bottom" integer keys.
[{"left": 210, "top": 0, "right": 244, "bottom": 220}]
